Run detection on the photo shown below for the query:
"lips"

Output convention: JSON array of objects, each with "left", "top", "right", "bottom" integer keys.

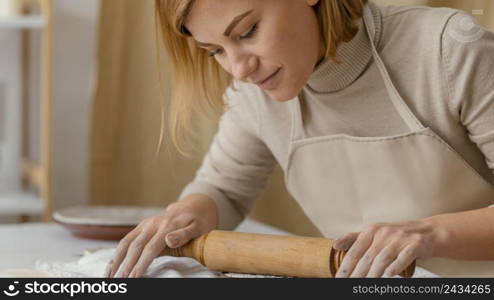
[{"left": 255, "top": 68, "right": 281, "bottom": 85}]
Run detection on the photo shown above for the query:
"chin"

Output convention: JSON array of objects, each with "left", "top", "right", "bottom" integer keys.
[{"left": 266, "top": 86, "right": 302, "bottom": 102}]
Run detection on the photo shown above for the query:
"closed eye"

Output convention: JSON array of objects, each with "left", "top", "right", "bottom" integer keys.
[
  {"left": 208, "top": 22, "right": 259, "bottom": 57},
  {"left": 208, "top": 49, "right": 223, "bottom": 57},
  {"left": 239, "top": 23, "right": 258, "bottom": 40}
]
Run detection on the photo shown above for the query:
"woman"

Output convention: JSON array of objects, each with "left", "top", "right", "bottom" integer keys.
[{"left": 107, "top": 0, "right": 494, "bottom": 278}]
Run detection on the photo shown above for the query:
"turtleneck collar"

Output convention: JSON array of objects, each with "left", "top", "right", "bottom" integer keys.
[{"left": 305, "top": 2, "right": 382, "bottom": 94}]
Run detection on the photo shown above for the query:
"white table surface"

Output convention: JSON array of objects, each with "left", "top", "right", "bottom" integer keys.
[
  {"left": 0, "top": 220, "right": 437, "bottom": 277},
  {"left": 0, "top": 219, "right": 290, "bottom": 269}
]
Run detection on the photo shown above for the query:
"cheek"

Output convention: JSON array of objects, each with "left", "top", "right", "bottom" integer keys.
[
  {"left": 218, "top": 59, "right": 231, "bottom": 74},
  {"left": 262, "top": 24, "right": 296, "bottom": 59},
  {"left": 268, "top": 26, "right": 318, "bottom": 81},
  {"left": 213, "top": 54, "right": 234, "bottom": 76}
]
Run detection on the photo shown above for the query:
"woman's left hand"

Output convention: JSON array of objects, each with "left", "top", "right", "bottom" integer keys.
[{"left": 333, "top": 219, "right": 440, "bottom": 278}]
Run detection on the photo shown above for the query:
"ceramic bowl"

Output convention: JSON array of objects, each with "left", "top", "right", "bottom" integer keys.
[{"left": 53, "top": 205, "right": 164, "bottom": 241}]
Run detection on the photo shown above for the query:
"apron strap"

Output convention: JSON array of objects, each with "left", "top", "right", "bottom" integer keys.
[
  {"left": 362, "top": 3, "right": 424, "bottom": 132},
  {"left": 290, "top": 92, "right": 306, "bottom": 141}
]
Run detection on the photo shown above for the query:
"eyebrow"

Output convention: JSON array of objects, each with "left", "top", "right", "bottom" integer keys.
[{"left": 195, "top": 9, "right": 254, "bottom": 48}]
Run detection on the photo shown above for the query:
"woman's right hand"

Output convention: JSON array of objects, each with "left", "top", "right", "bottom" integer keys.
[{"left": 105, "top": 195, "right": 218, "bottom": 278}]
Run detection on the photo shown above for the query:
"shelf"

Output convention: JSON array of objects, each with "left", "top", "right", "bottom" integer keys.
[
  {"left": 0, "top": 0, "right": 53, "bottom": 222},
  {"left": 0, "top": 15, "right": 46, "bottom": 29},
  {"left": 0, "top": 190, "right": 44, "bottom": 216}
]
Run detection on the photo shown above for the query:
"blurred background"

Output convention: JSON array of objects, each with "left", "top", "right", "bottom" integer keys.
[{"left": 1, "top": 0, "right": 493, "bottom": 236}]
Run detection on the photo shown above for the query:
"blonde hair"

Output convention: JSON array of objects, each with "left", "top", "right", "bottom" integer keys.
[{"left": 155, "top": 0, "right": 368, "bottom": 156}]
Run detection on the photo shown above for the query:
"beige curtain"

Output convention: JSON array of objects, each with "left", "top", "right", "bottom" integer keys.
[
  {"left": 90, "top": 0, "right": 494, "bottom": 236},
  {"left": 90, "top": 0, "right": 213, "bottom": 208}
]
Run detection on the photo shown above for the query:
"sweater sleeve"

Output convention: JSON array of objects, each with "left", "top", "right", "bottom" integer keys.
[
  {"left": 178, "top": 83, "right": 277, "bottom": 230},
  {"left": 441, "top": 12, "right": 494, "bottom": 174}
]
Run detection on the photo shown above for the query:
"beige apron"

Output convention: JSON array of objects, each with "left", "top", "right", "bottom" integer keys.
[{"left": 285, "top": 4, "right": 494, "bottom": 277}]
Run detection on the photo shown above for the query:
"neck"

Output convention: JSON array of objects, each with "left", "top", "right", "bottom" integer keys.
[{"left": 305, "top": 2, "right": 381, "bottom": 94}]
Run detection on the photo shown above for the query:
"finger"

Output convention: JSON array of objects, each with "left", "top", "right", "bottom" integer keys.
[
  {"left": 130, "top": 221, "right": 198, "bottom": 278},
  {"left": 115, "top": 230, "right": 155, "bottom": 278},
  {"left": 108, "top": 229, "right": 140, "bottom": 278},
  {"left": 165, "top": 221, "right": 200, "bottom": 248},
  {"left": 103, "top": 259, "right": 113, "bottom": 278},
  {"left": 366, "top": 243, "right": 400, "bottom": 278},
  {"left": 121, "top": 214, "right": 192, "bottom": 277},
  {"left": 384, "top": 244, "right": 417, "bottom": 277},
  {"left": 126, "top": 215, "right": 193, "bottom": 278},
  {"left": 335, "top": 232, "right": 373, "bottom": 278},
  {"left": 333, "top": 232, "right": 359, "bottom": 251},
  {"left": 349, "top": 248, "right": 377, "bottom": 278},
  {"left": 127, "top": 233, "right": 168, "bottom": 278}
]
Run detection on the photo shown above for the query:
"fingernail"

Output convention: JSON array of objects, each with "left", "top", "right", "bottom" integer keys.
[
  {"left": 167, "top": 235, "right": 180, "bottom": 247},
  {"left": 333, "top": 242, "right": 349, "bottom": 251},
  {"left": 335, "top": 269, "right": 348, "bottom": 278}
]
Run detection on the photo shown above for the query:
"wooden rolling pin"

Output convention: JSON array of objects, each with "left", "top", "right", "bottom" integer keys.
[{"left": 160, "top": 230, "right": 416, "bottom": 277}]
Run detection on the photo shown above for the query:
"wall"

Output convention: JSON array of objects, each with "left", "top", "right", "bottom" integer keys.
[
  {"left": 50, "top": 0, "right": 100, "bottom": 210},
  {"left": 0, "top": 31, "right": 22, "bottom": 191}
]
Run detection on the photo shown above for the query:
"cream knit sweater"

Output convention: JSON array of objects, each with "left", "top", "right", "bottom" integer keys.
[{"left": 179, "top": 2, "right": 494, "bottom": 231}]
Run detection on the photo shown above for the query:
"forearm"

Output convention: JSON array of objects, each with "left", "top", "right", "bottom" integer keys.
[{"left": 425, "top": 207, "right": 494, "bottom": 260}]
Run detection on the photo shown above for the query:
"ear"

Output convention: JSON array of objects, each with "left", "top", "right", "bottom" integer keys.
[{"left": 306, "top": 0, "right": 320, "bottom": 6}]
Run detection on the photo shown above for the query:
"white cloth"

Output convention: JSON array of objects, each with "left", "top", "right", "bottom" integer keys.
[
  {"left": 34, "top": 248, "right": 220, "bottom": 278},
  {"left": 30, "top": 247, "right": 438, "bottom": 278}
]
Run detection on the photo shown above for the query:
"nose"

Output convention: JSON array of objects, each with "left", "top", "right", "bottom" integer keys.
[{"left": 229, "top": 51, "right": 258, "bottom": 82}]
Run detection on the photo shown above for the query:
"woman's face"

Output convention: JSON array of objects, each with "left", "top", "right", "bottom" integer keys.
[{"left": 184, "top": 0, "right": 322, "bottom": 102}]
